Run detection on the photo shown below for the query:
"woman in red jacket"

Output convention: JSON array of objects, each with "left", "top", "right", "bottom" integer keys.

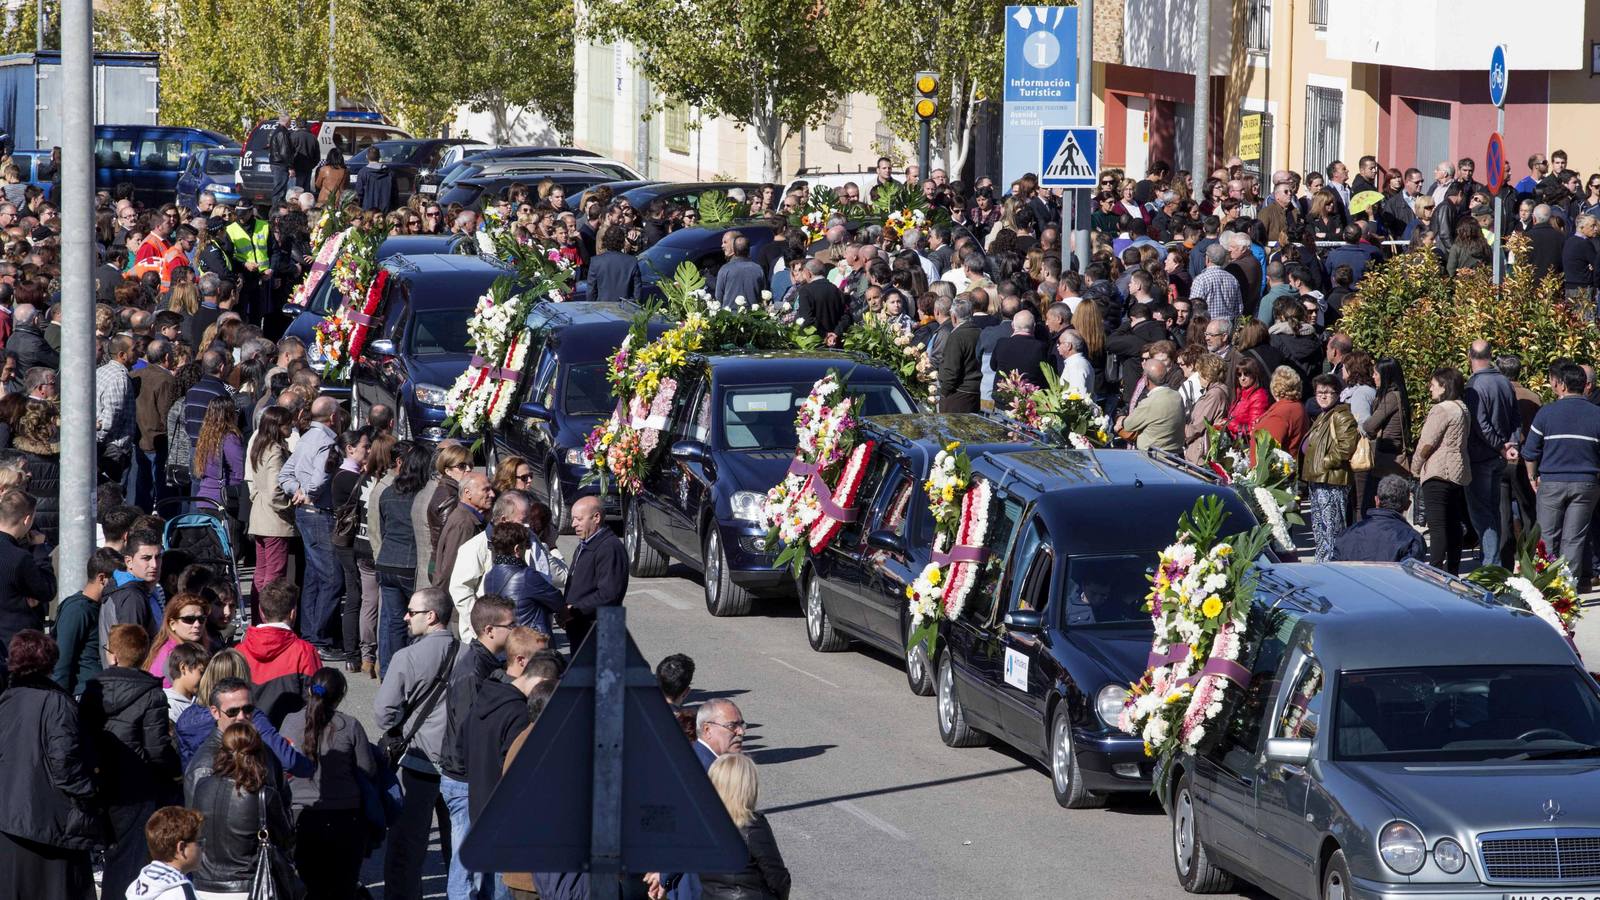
[
  {"left": 1253, "top": 364, "right": 1311, "bottom": 457},
  {"left": 1226, "top": 357, "right": 1271, "bottom": 439}
]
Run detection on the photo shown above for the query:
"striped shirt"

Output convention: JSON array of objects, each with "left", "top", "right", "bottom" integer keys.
[
  {"left": 95, "top": 359, "right": 136, "bottom": 456},
  {"left": 1191, "top": 266, "right": 1244, "bottom": 321},
  {"left": 1521, "top": 396, "right": 1600, "bottom": 483}
]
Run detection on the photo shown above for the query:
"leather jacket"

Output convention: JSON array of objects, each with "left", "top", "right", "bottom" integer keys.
[
  {"left": 700, "top": 813, "right": 791, "bottom": 900},
  {"left": 190, "top": 776, "right": 293, "bottom": 892}
]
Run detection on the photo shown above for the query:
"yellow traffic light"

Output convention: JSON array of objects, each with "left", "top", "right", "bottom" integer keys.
[
  {"left": 914, "top": 70, "right": 939, "bottom": 121},
  {"left": 916, "top": 74, "right": 937, "bottom": 94},
  {"left": 915, "top": 98, "right": 937, "bottom": 118}
]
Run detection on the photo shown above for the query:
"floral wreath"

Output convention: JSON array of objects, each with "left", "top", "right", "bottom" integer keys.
[
  {"left": 787, "top": 185, "right": 839, "bottom": 245},
  {"left": 840, "top": 312, "right": 935, "bottom": 405},
  {"left": 995, "top": 364, "right": 1110, "bottom": 449},
  {"left": 1120, "top": 496, "right": 1272, "bottom": 772},
  {"left": 763, "top": 372, "right": 878, "bottom": 577},
  {"left": 1467, "top": 528, "right": 1585, "bottom": 644},
  {"left": 310, "top": 221, "right": 390, "bottom": 380},
  {"left": 905, "top": 442, "right": 992, "bottom": 659},
  {"left": 293, "top": 207, "right": 353, "bottom": 308},
  {"left": 1205, "top": 430, "right": 1303, "bottom": 552}
]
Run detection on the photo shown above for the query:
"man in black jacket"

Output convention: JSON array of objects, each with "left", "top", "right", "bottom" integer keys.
[
  {"left": 1526, "top": 204, "right": 1566, "bottom": 283},
  {"left": 267, "top": 114, "right": 292, "bottom": 203},
  {"left": 936, "top": 298, "right": 982, "bottom": 412},
  {"left": 5, "top": 303, "right": 58, "bottom": 370},
  {"left": 289, "top": 119, "right": 319, "bottom": 193},
  {"left": 0, "top": 489, "right": 54, "bottom": 673},
  {"left": 1331, "top": 475, "right": 1426, "bottom": 562},
  {"left": 357, "top": 145, "right": 398, "bottom": 213},
  {"left": 585, "top": 227, "right": 639, "bottom": 301},
  {"left": 561, "top": 496, "right": 627, "bottom": 650},
  {"left": 990, "top": 309, "right": 1049, "bottom": 389},
  {"left": 1104, "top": 302, "right": 1168, "bottom": 408},
  {"left": 81, "top": 623, "right": 181, "bottom": 898},
  {"left": 795, "top": 259, "right": 852, "bottom": 345},
  {"left": 439, "top": 594, "right": 515, "bottom": 900},
  {"left": 464, "top": 633, "right": 558, "bottom": 821}
]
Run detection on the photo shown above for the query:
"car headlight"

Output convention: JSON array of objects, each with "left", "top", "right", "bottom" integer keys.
[
  {"left": 1096, "top": 684, "right": 1130, "bottom": 731},
  {"left": 307, "top": 342, "right": 328, "bottom": 367},
  {"left": 730, "top": 490, "right": 765, "bottom": 523},
  {"left": 564, "top": 448, "right": 587, "bottom": 466},
  {"left": 413, "top": 383, "right": 448, "bottom": 407},
  {"left": 1379, "top": 821, "right": 1427, "bottom": 875},
  {"left": 1433, "top": 838, "right": 1465, "bottom": 874}
]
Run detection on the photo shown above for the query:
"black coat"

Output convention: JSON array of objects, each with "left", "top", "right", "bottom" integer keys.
[
  {"left": 0, "top": 677, "right": 105, "bottom": 849},
  {"left": 795, "top": 279, "right": 851, "bottom": 339},
  {"left": 0, "top": 530, "right": 55, "bottom": 666},
  {"left": 936, "top": 321, "right": 982, "bottom": 398},
  {"left": 1104, "top": 318, "right": 1167, "bottom": 403},
  {"left": 439, "top": 640, "right": 499, "bottom": 781},
  {"left": 79, "top": 666, "right": 181, "bottom": 807},
  {"left": 1526, "top": 222, "right": 1566, "bottom": 282},
  {"left": 700, "top": 812, "right": 791, "bottom": 900},
  {"left": 1331, "top": 508, "right": 1426, "bottom": 562},
  {"left": 484, "top": 559, "right": 564, "bottom": 635},
  {"left": 267, "top": 126, "right": 292, "bottom": 168},
  {"left": 586, "top": 251, "right": 640, "bottom": 301},
  {"left": 289, "top": 129, "right": 319, "bottom": 177},
  {"left": 6, "top": 322, "right": 58, "bottom": 370},
  {"left": 190, "top": 775, "right": 293, "bottom": 893},
  {"left": 358, "top": 163, "right": 398, "bottom": 213},
  {"left": 18, "top": 448, "right": 58, "bottom": 546},
  {"left": 990, "top": 333, "right": 1050, "bottom": 389},
  {"left": 183, "top": 726, "right": 287, "bottom": 806},
  {"left": 465, "top": 673, "right": 527, "bottom": 821},
  {"left": 564, "top": 528, "right": 629, "bottom": 615},
  {"left": 1562, "top": 234, "right": 1598, "bottom": 289}
]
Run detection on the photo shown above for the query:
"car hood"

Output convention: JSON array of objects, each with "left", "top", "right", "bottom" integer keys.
[
  {"left": 557, "top": 412, "right": 607, "bottom": 449},
  {"left": 1061, "top": 625, "right": 1152, "bottom": 686},
  {"left": 409, "top": 352, "right": 473, "bottom": 390},
  {"left": 1330, "top": 760, "right": 1600, "bottom": 832},
  {"left": 715, "top": 448, "right": 794, "bottom": 495}
]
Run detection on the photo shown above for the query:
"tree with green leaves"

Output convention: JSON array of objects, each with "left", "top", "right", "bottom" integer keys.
[
  {"left": 837, "top": 0, "right": 1005, "bottom": 178},
  {"left": 582, "top": 0, "right": 850, "bottom": 181}
]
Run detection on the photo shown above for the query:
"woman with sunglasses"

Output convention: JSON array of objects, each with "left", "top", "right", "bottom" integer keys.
[
  {"left": 492, "top": 455, "right": 535, "bottom": 496},
  {"left": 144, "top": 593, "right": 215, "bottom": 687},
  {"left": 1580, "top": 177, "right": 1600, "bottom": 220}
]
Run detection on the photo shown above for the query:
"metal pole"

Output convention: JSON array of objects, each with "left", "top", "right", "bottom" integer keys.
[
  {"left": 1493, "top": 104, "right": 1505, "bottom": 288},
  {"left": 58, "top": 0, "right": 92, "bottom": 604},
  {"left": 1074, "top": 0, "right": 1093, "bottom": 274},
  {"left": 588, "top": 606, "right": 625, "bottom": 900},
  {"left": 918, "top": 119, "right": 931, "bottom": 185},
  {"left": 326, "top": 0, "right": 336, "bottom": 111},
  {"left": 1192, "top": 0, "right": 1211, "bottom": 177},
  {"left": 635, "top": 66, "right": 650, "bottom": 179},
  {"left": 35, "top": 0, "right": 43, "bottom": 51}
]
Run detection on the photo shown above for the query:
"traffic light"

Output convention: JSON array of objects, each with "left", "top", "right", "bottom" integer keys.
[{"left": 914, "top": 71, "right": 939, "bottom": 120}]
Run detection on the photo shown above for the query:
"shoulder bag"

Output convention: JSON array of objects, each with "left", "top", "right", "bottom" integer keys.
[
  {"left": 248, "top": 787, "right": 305, "bottom": 900},
  {"left": 332, "top": 474, "right": 363, "bottom": 549},
  {"left": 378, "top": 637, "right": 459, "bottom": 770}
]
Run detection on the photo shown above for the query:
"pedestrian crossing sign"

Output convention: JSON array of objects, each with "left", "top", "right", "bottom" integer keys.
[{"left": 1039, "top": 126, "right": 1101, "bottom": 188}]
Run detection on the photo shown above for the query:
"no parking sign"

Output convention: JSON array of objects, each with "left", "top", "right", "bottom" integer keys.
[{"left": 1486, "top": 132, "right": 1505, "bottom": 194}]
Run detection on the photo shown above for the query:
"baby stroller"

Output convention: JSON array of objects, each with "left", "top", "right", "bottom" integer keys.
[{"left": 156, "top": 497, "right": 247, "bottom": 635}]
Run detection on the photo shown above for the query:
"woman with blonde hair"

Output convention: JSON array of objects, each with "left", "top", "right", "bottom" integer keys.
[
  {"left": 167, "top": 280, "right": 200, "bottom": 316},
  {"left": 12, "top": 399, "right": 58, "bottom": 545},
  {"left": 701, "top": 754, "right": 790, "bottom": 900}
]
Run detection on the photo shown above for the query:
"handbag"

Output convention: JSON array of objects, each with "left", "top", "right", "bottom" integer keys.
[
  {"left": 378, "top": 637, "right": 459, "bottom": 770},
  {"left": 332, "top": 474, "right": 365, "bottom": 549},
  {"left": 1350, "top": 434, "right": 1376, "bottom": 472},
  {"left": 248, "top": 788, "right": 305, "bottom": 900}
]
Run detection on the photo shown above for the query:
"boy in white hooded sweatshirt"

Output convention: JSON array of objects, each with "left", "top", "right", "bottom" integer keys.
[{"left": 125, "top": 806, "right": 203, "bottom": 900}]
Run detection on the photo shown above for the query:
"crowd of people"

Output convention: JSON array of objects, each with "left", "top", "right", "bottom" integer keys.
[{"left": 1, "top": 131, "right": 1600, "bottom": 899}]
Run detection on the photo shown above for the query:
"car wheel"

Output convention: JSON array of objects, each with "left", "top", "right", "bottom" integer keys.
[
  {"left": 804, "top": 574, "right": 847, "bottom": 652},
  {"left": 624, "top": 500, "right": 668, "bottom": 578},
  {"left": 902, "top": 614, "right": 934, "bottom": 696},
  {"left": 546, "top": 466, "right": 572, "bottom": 534},
  {"left": 1051, "top": 704, "right": 1106, "bottom": 809},
  {"left": 936, "top": 652, "right": 987, "bottom": 748},
  {"left": 1172, "top": 769, "right": 1234, "bottom": 893},
  {"left": 1322, "top": 849, "right": 1350, "bottom": 900},
  {"left": 703, "top": 528, "right": 753, "bottom": 617}
]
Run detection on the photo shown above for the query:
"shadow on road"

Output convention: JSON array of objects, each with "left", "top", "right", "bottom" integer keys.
[
  {"left": 762, "top": 764, "right": 1032, "bottom": 815},
  {"left": 746, "top": 744, "right": 836, "bottom": 764}
]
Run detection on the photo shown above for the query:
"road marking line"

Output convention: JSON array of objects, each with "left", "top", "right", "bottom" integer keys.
[
  {"left": 632, "top": 586, "right": 693, "bottom": 610},
  {"left": 833, "top": 800, "right": 910, "bottom": 841},
  {"left": 768, "top": 656, "right": 841, "bottom": 689}
]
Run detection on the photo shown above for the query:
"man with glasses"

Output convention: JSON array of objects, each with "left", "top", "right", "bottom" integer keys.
[
  {"left": 375, "top": 587, "right": 460, "bottom": 900},
  {"left": 694, "top": 698, "right": 747, "bottom": 768},
  {"left": 448, "top": 490, "right": 534, "bottom": 638},
  {"left": 438, "top": 593, "right": 516, "bottom": 900},
  {"left": 1517, "top": 153, "right": 1549, "bottom": 199},
  {"left": 1382, "top": 167, "right": 1427, "bottom": 234},
  {"left": 182, "top": 676, "right": 297, "bottom": 803}
]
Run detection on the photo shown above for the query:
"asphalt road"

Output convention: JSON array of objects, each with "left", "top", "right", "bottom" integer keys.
[{"left": 342, "top": 534, "right": 1274, "bottom": 900}]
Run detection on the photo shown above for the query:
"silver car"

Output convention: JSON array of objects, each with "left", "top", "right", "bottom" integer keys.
[{"left": 1164, "top": 559, "right": 1600, "bottom": 900}]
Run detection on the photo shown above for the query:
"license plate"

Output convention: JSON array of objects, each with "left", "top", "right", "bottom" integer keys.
[
  {"left": 256, "top": 162, "right": 272, "bottom": 172},
  {"left": 419, "top": 183, "right": 437, "bottom": 194},
  {"left": 1506, "top": 894, "right": 1600, "bottom": 899}
]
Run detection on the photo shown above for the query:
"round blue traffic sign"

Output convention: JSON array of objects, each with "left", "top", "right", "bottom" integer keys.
[
  {"left": 1489, "top": 45, "right": 1508, "bottom": 107},
  {"left": 1486, "top": 132, "right": 1506, "bottom": 193}
]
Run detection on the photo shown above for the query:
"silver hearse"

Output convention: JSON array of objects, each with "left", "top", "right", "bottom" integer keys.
[{"left": 1165, "top": 559, "right": 1600, "bottom": 900}]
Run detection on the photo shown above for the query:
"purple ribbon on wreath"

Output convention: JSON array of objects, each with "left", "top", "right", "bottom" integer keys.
[
  {"left": 1176, "top": 656, "right": 1251, "bottom": 688},
  {"left": 1147, "top": 643, "right": 1192, "bottom": 671},
  {"left": 348, "top": 311, "right": 376, "bottom": 327},
  {"left": 470, "top": 356, "right": 521, "bottom": 382},
  {"left": 931, "top": 544, "right": 989, "bottom": 566},
  {"left": 811, "top": 475, "right": 858, "bottom": 522},
  {"left": 787, "top": 458, "right": 819, "bottom": 478}
]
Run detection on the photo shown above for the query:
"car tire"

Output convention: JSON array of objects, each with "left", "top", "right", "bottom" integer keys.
[
  {"left": 1172, "top": 769, "right": 1234, "bottom": 893},
  {"left": 546, "top": 465, "right": 572, "bottom": 535},
  {"left": 624, "top": 500, "right": 668, "bottom": 578},
  {"left": 1051, "top": 704, "right": 1106, "bottom": 809},
  {"left": 902, "top": 614, "right": 934, "bottom": 696},
  {"left": 936, "top": 652, "right": 988, "bottom": 748},
  {"left": 1322, "top": 849, "right": 1350, "bottom": 900},
  {"left": 703, "top": 528, "right": 753, "bottom": 617},
  {"left": 803, "top": 574, "right": 848, "bottom": 652}
]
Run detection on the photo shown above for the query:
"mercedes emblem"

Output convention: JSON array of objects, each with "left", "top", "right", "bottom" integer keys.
[{"left": 1543, "top": 799, "right": 1565, "bottom": 822}]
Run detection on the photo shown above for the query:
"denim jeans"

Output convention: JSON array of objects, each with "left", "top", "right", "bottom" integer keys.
[
  {"left": 294, "top": 507, "right": 342, "bottom": 651},
  {"left": 440, "top": 775, "right": 475, "bottom": 900},
  {"left": 1464, "top": 458, "right": 1504, "bottom": 568},
  {"left": 377, "top": 567, "right": 415, "bottom": 678}
]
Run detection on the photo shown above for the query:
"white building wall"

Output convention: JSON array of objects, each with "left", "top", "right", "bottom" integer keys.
[{"left": 1324, "top": 0, "right": 1583, "bottom": 70}]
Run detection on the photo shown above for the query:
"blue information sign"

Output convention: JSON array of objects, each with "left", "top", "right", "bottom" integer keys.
[
  {"left": 1039, "top": 127, "right": 1100, "bottom": 188},
  {"left": 1489, "top": 44, "right": 1508, "bottom": 108},
  {"left": 1002, "top": 5, "right": 1079, "bottom": 190}
]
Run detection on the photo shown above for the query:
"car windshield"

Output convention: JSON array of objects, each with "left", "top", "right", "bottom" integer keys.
[
  {"left": 204, "top": 154, "right": 240, "bottom": 176},
  {"left": 563, "top": 364, "right": 612, "bottom": 416},
  {"left": 440, "top": 163, "right": 486, "bottom": 188},
  {"left": 722, "top": 381, "right": 912, "bottom": 450},
  {"left": 408, "top": 309, "right": 473, "bottom": 355},
  {"left": 1334, "top": 665, "right": 1600, "bottom": 762},
  {"left": 1063, "top": 553, "right": 1158, "bottom": 627},
  {"left": 639, "top": 241, "right": 695, "bottom": 280},
  {"left": 370, "top": 140, "right": 426, "bottom": 162}
]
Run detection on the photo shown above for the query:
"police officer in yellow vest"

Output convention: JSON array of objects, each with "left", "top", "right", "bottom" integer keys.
[{"left": 226, "top": 199, "right": 272, "bottom": 323}]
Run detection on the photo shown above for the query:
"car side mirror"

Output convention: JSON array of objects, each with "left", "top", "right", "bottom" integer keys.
[
  {"left": 1003, "top": 609, "right": 1044, "bottom": 634},
  {"left": 368, "top": 338, "right": 396, "bottom": 358},
  {"left": 865, "top": 529, "right": 906, "bottom": 557},
  {"left": 1264, "top": 737, "right": 1312, "bottom": 765},
  {"left": 670, "top": 439, "right": 708, "bottom": 462},
  {"left": 519, "top": 401, "right": 552, "bottom": 422}
]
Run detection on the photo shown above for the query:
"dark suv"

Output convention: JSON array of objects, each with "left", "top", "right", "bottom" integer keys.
[
  {"left": 492, "top": 301, "right": 669, "bottom": 531},
  {"left": 802, "top": 413, "right": 1053, "bottom": 695},
  {"left": 935, "top": 448, "right": 1257, "bottom": 808},
  {"left": 624, "top": 352, "right": 915, "bottom": 616}
]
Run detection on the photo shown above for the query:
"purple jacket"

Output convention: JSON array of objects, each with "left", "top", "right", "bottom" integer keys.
[{"left": 194, "top": 433, "right": 244, "bottom": 506}]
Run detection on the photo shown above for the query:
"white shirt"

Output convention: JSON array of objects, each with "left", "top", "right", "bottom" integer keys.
[{"left": 1060, "top": 352, "right": 1093, "bottom": 397}]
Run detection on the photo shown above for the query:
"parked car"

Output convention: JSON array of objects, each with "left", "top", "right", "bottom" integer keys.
[
  {"left": 636, "top": 224, "right": 779, "bottom": 300},
  {"left": 802, "top": 412, "right": 1054, "bottom": 695},
  {"left": 625, "top": 351, "right": 915, "bottom": 615},
  {"left": 935, "top": 447, "right": 1257, "bottom": 809},
  {"left": 1165, "top": 558, "right": 1600, "bottom": 900},
  {"left": 492, "top": 301, "right": 670, "bottom": 531},
  {"left": 91, "top": 125, "right": 238, "bottom": 205},
  {"left": 174, "top": 147, "right": 241, "bottom": 210},
  {"left": 6, "top": 148, "right": 54, "bottom": 194},
  {"left": 567, "top": 180, "right": 662, "bottom": 212},
  {"left": 418, "top": 145, "right": 608, "bottom": 196},
  {"left": 239, "top": 111, "right": 410, "bottom": 205},
  {"left": 346, "top": 138, "right": 487, "bottom": 206},
  {"left": 284, "top": 234, "right": 470, "bottom": 354},
  {"left": 437, "top": 170, "right": 611, "bottom": 210},
  {"left": 346, "top": 252, "right": 518, "bottom": 444}
]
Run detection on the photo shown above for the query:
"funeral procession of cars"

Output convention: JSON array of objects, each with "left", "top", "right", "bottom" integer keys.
[{"left": 290, "top": 166, "right": 1600, "bottom": 900}]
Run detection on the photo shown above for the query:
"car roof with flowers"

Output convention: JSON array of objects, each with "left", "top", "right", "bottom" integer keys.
[
  {"left": 695, "top": 350, "right": 909, "bottom": 389},
  {"left": 523, "top": 300, "right": 668, "bottom": 360},
  {"left": 382, "top": 252, "right": 516, "bottom": 307},
  {"left": 971, "top": 447, "right": 1258, "bottom": 556},
  {"left": 865, "top": 412, "right": 1055, "bottom": 458},
  {"left": 1248, "top": 559, "right": 1575, "bottom": 671}
]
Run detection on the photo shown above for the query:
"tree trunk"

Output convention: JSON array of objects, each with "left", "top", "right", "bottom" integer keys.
[{"left": 750, "top": 96, "right": 783, "bottom": 183}]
